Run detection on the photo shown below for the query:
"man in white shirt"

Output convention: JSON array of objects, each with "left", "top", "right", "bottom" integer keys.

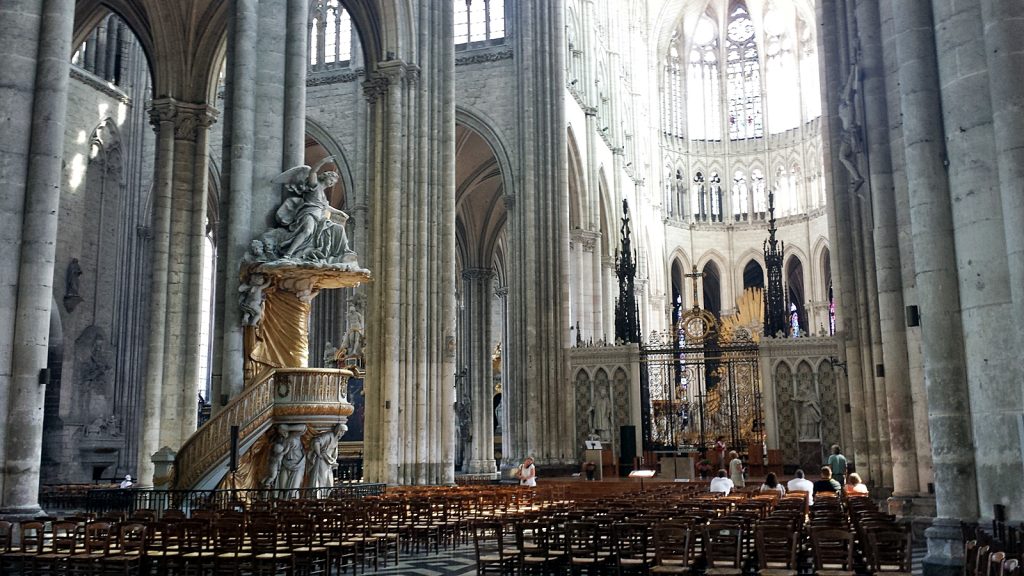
[
  {"left": 709, "top": 469, "right": 734, "bottom": 495},
  {"left": 786, "top": 469, "right": 814, "bottom": 505}
]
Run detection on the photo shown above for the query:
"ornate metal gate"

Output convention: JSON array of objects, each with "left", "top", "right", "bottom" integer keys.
[{"left": 641, "top": 305, "right": 762, "bottom": 455}]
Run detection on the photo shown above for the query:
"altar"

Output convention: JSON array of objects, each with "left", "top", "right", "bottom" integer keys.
[{"left": 656, "top": 451, "right": 695, "bottom": 480}]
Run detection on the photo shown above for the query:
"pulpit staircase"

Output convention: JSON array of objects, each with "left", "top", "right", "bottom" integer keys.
[{"left": 172, "top": 367, "right": 354, "bottom": 490}]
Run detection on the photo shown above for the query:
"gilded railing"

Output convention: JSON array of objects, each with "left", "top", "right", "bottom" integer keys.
[{"left": 174, "top": 368, "right": 352, "bottom": 490}]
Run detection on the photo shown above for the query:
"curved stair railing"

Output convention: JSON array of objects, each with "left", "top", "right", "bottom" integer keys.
[{"left": 174, "top": 368, "right": 352, "bottom": 490}]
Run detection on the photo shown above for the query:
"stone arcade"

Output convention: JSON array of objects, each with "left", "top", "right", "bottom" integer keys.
[{"left": 1, "top": 1, "right": 1023, "bottom": 574}]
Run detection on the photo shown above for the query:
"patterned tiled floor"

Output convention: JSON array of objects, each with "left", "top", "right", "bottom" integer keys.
[{"left": 364, "top": 543, "right": 478, "bottom": 575}]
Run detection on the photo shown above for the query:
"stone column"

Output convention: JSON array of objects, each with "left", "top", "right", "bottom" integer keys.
[
  {"left": 218, "top": 0, "right": 257, "bottom": 404},
  {"left": 880, "top": 0, "right": 933, "bottom": 497},
  {"left": 857, "top": 0, "right": 913, "bottom": 494},
  {"left": 818, "top": 0, "right": 870, "bottom": 479},
  {"left": 931, "top": 0, "right": 1023, "bottom": 523},
  {"left": 138, "top": 103, "right": 175, "bottom": 487},
  {"left": 889, "top": 1, "right": 978, "bottom": 571},
  {"left": 463, "top": 268, "right": 496, "bottom": 475},
  {"left": 252, "top": 0, "right": 287, "bottom": 229},
  {"left": 980, "top": 0, "right": 1024, "bottom": 420},
  {"left": 0, "top": 0, "right": 43, "bottom": 497},
  {"left": 0, "top": 0, "right": 74, "bottom": 514},
  {"left": 283, "top": 0, "right": 308, "bottom": 167},
  {"left": 506, "top": 0, "right": 571, "bottom": 466},
  {"left": 362, "top": 1, "right": 456, "bottom": 485}
]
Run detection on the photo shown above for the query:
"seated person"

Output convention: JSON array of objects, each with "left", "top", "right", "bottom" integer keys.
[
  {"left": 844, "top": 472, "right": 869, "bottom": 496},
  {"left": 786, "top": 469, "right": 815, "bottom": 505},
  {"left": 812, "top": 466, "right": 842, "bottom": 494},
  {"left": 709, "top": 469, "right": 735, "bottom": 495},
  {"left": 759, "top": 472, "right": 786, "bottom": 497}
]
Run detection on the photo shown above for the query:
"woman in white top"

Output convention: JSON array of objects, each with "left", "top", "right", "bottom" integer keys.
[
  {"left": 759, "top": 472, "right": 786, "bottom": 496},
  {"left": 728, "top": 451, "right": 746, "bottom": 487},
  {"left": 519, "top": 456, "right": 537, "bottom": 487}
]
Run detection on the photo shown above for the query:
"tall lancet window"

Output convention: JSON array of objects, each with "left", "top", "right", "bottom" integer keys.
[
  {"left": 455, "top": 0, "right": 506, "bottom": 46},
  {"left": 664, "top": 34, "right": 686, "bottom": 139},
  {"left": 764, "top": 5, "right": 800, "bottom": 133},
  {"left": 309, "top": 1, "right": 353, "bottom": 69},
  {"left": 726, "top": 4, "right": 762, "bottom": 140},
  {"left": 798, "top": 15, "right": 821, "bottom": 121},
  {"left": 687, "top": 15, "right": 721, "bottom": 141}
]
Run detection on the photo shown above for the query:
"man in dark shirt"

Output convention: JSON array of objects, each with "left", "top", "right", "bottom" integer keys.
[{"left": 812, "top": 465, "right": 842, "bottom": 494}]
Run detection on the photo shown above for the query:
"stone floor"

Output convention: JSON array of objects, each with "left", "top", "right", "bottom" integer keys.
[{"left": 365, "top": 543, "right": 478, "bottom": 575}]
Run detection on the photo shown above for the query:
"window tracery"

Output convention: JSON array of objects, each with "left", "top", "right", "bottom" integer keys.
[{"left": 455, "top": 0, "right": 505, "bottom": 46}]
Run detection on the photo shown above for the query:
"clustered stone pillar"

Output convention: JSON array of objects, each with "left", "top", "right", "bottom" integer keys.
[
  {"left": 463, "top": 268, "right": 496, "bottom": 475},
  {"left": 137, "top": 100, "right": 218, "bottom": 486},
  {"left": 0, "top": 0, "right": 75, "bottom": 515},
  {"left": 887, "top": 1, "right": 979, "bottom": 573},
  {"left": 930, "top": 0, "right": 1024, "bottom": 523},
  {"left": 505, "top": 0, "right": 573, "bottom": 468},
  {"left": 361, "top": 0, "right": 457, "bottom": 485},
  {"left": 856, "top": 0, "right": 915, "bottom": 495},
  {"left": 216, "top": 0, "right": 309, "bottom": 408}
]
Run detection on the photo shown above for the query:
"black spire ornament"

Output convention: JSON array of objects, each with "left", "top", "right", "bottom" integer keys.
[
  {"left": 615, "top": 199, "right": 641, "bottom": 344},
  {"left": 763, "top": 189, "right": 787, "bottom": 337}
]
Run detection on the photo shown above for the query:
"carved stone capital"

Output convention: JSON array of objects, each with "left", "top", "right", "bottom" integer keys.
[
  {"left": 461, "top": 267, "right": 494, "bottom": 282},
  {"left": 455, "top": 49, "right": 514, "bottom": 66},
  {"left": 503, "top": 194, "right": 515, "bottom": 210},
  {"left": 362, "top": 75, "right": 390, "bottom": 104},
  {"left": 494, "top": 286, "right": 509, "bottom": 298},
  {"left": 148, "top": 98, "right": 219, "bottom": 140},
  {"left": 571, "top": 229, "right": 600, "bottom": 252}
]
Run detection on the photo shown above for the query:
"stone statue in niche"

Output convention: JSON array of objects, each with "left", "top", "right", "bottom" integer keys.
[
  {"left": 262, "top": 431, "right": 286, "bottom": 489},
  {"left": 794, "top": 382, "right": 822, "bottom": 441},
  {"left": 243, "top": 157, "right": 358, "bottom": 266},
  {"left": 591, "top": 384, "right": 613, "bottom": 439},
  {"left": 338, "top": 301, "right": 365, "bottom": 360},
  {"left": 64, "top": 258, "right": 83, "bottom": 312},
  {"left": 80, "top": 338, "right": 112, "bottom": 396},
  {"left": 307, "top": 422, "right": 343, "bottom": 493}
]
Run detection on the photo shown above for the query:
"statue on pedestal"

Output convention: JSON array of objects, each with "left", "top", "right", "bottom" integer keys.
[{"left": 307, "top": 422, "right": 343, "bottom": 493}]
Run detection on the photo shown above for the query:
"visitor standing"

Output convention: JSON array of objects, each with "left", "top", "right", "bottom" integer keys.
[
  {"left": 728, "top": 450, "right": 745, "bottom": 487},
  {"left": 827, "top": 445, "right": 847, "bottom": 486}
]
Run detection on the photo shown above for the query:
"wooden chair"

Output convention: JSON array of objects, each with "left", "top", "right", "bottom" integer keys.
[
  {"left": 650, "top": 523, "right": 693, "bottom": 575},
  {"left": 101, "top": 522, "right": 147, "bottom": 576},
  {"left": 565, "top": 521, "right": 612, "bottom": 575},
  {"left": 704, "top": 525, "right": 745, "bottom": 576},
  {"left": 280, "top": 513, "right": 328, "bottom": 576},
  {"left": 248, "top": 517, "right": 293, "bottom": 576},
  {"left": 612, "top": 522, "right": 654, "bottom": 575},
  {"left": 755, "top": 526, "right": 799, "bottom": 576},
  {"left": 211, "top": 518, "right": 252, "bottom": 576},
  {"left": 810, "top": 528, "right": 856, "bottom": 576},
  {"left": 177, "top": 519, "right": 216, "bottom": 576},
  {"left": 3, "top": 521, "right": 45, "bottom": 575},
  {"left": 964, "top": 540, "right": 980, "bottom": 576},
  {"left": 517, "top": 518, "right": 562, "bottom": 575},
  {"left": 68, "top": 520, "right": 114, "bottom": 576},
  {"left": 473, "top": 520, "right": 519, "bottom": 576},
  {"left": 312, "top": 510, "right": 356, "bottom": 576},
  {"left": 866, "top": 529, "right": 912, "bottom": 576},
  {"left": 37, "top": 520, "right": 80, "bottom": 576}
]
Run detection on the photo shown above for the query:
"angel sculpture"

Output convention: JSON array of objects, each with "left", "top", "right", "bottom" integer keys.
[{"left": 266, "top": 156, "right": 357, "bottom": 264}]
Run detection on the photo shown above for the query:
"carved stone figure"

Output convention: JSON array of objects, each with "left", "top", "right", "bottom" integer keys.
[
  {"left": 307, "top": 423, "right": 343, "bottom": 493},
  {"left": 278, "top": 427, "right": 306, "bottom": 491},
  {"left": 323, "top": 341, "right": 338, "bottom": 368},
  {"left": 244, "top": 157, "right": 358, "bottom": 266},
  {"left": 591, "top": 385, "right": 613, "bottom": 438},
  {"left": 65, "top": 258, "right": 82, "bottom": 298},
  {"left": 262, "top": 429, "right": 287, "bottom": 488},
  {"left": 80, "top": 334, "right": 112, "bottom": 396},
  {"left": 338, "top": 302, "right": 364, "bottom": 358},
  {"left": 238, "top": 273, "right": 271, "bottom": 326},
  {"left": 795, "top": 383, "right": 822, "bottom": 441},
  {"left": 838, "top": 61, "right": 864, "bottom": 187}
]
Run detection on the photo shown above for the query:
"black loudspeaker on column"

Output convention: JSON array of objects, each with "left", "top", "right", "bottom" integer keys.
[
  {"left": 229, "top": 426, "right": 240, "bottom": 472},
  {"left": 619, "top": 426, "right": 637, "bottom": 463}
]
